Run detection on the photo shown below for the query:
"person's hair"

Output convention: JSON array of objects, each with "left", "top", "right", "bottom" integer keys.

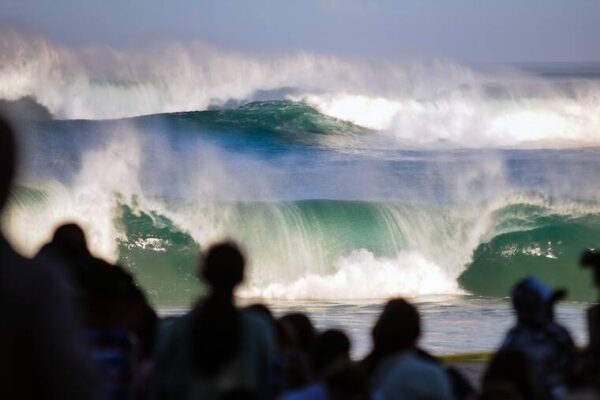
[
  {"left": 280, "top": 313, "right": 316, "bottom": 353},
  {"left": 201, "top": 241, "right": 245, "bottom": 291},
  {"left": 481, "top": 349, "right": 534, "bottom": 400},
  {"left": 191, "top": 242, "right": 246, "bottom": 376},
  {"left": 325, "top": 361, "right": 371, "bottom": 400},
  {"left": 52, "top": 223, "right": 89, "bottom": 257},
  {"left": 363, "top": 298, "right": 420, "bottom": 375},
  {"left": 0, "top": 116, "right": 17, "bottom": 210},
  {"left": 310, "top": 329, "right": 351, "bottom": 377}
]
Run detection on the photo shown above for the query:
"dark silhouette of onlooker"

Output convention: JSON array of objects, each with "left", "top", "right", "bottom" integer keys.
[
  {"left": 479, "top": 350, "right": 534, "bottom": 400},
  {"left": 501, "top": 276, "right": 576, "bottom": 399},
  {"left": 281, "top": 313, "right": 317, "bottom": 355},
  {"left": 281, "top": 329, "right": 352, "bottom": 400},
  {"left": 36, "top": 222, "right": 158, "bottom": 400},
  {"left": 150, "top": 242, "right": 276, "bottom": 400},
  {"left": 279, "top": 312, "right": 316, "bottom": 390},
  {"left": 36, "top": 223, "right": 90, "bottom": 284},
  {"left": 573, "top": 249, "right": 600, "bottom": 392},
  {"left": 83, "top": 260, "right": 158, "bottom": 400},
  {"left": 363, "top": 299, "right": 453, "bottom": 400},
  {"left": 326, "top": 361, "right": 375, "bottom": 400},
  {"left": 0, "top": 115, "right": 100, "bottom": 399},
  {"left": 415, "top": 348, "right": 474, "bottom": 400},
  {"left": 310, "top": 329, "right": 351, "bottom": 378}
]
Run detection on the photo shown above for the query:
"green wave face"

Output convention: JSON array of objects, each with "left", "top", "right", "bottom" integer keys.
[
  {"left": 458, "top": 213, "right": 600, "bottom": 301},
  {"left": 144, "top": 101, "right": 368, "bottom": 143},
  {"left": 6, "top": 183, "right": 600, "bottom": 307},
  {"left": 109, "top": 197, "right": 600, "bottom": 306},
  {"left": 116, "top": 206, "right": 202, "bottom": 307}
]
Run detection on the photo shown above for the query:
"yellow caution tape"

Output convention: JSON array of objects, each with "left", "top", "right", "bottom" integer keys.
[{"left": 440, "top": 352, "right": 492, "bottom": 363}]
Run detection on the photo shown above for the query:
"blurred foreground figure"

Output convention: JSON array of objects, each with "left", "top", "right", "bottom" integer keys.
[
  {"left": 501, "top": 276, "right": 575, "bottom": 399},
  {"left": 479, "top": 350, "right": 535, "bottom": 400},
  {"left": 0, "top": 116, "right": 99, "bottom": 399},
  {"left": 38, "top": 222, "right": 158, "bottom": 400},
  {"left": 581, "top": 249, "right": 600, "bottom": 354},
  {"left": 279, "top": 312, "right": 316, "bottom": 390},
  {"left": 573, "top": 249, "right": 600, "bottom": 392},
  {"left": 150, "top": 242, "right": 276, "bottom": 400},
  {"left": 363, "top": 299, "right": 454, "bottom": 400},
  {"left": 281, "top": 329, "right": 351, "bottom": 400}
]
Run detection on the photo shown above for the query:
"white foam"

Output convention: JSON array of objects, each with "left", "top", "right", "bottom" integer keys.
[
  {"left": 301, "top": 92, "right": 600, "bottom": 147},
  {"left": 4, "top": 124, "right": 156, "bottom": 260},
  {"left": 241, "top": 249, "right": 461, "bottom": 300}
]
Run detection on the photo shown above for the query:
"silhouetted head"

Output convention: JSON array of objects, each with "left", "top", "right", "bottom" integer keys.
[
  {"left": 201, "top": 242, "right": 245, "bottom": 293},
  {"left": 280, "top": 313, "right": 316, "bottom": 353},
  {"left": 373, "top": 298, "right": 421, "bottom": 355},
  {"left": 0, "top": 116, "right": 17, "bottom": 211},
  {"left": 325, "top": 361, "right": 371, "bottom": 400},
  {"left": 511, "top": 276, "right": 565, "bottom": 325},
  {"left": 581, "top": 249, "right": 600, "bottom": 289},
  {"left": 481, "top": 349, "right": 534, "bottom": 400},
  {"left": 311, "top": 329, "right": 351, "bottom": 377},
  {"left": 51, "top": 223, "right": 91, "bottom": 260}
]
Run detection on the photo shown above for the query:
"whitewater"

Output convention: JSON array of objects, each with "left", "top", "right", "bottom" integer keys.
[{"left": 1, "top": 31, "right": 599, "bottom": 353}]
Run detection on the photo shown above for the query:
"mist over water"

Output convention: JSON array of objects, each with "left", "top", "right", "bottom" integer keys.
[
  {"left": 2, "top": 31, "right": 600, "bottom": 147},
  {"left": 1, "top": 31, "right": 599, "bottom": 311}
]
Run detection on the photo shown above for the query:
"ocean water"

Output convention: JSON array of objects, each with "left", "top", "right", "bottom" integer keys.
[{"left": 2, "top": 34, "right": 600, "bottom": 355}]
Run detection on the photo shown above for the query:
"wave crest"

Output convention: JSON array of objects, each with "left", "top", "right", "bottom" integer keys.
[{"left": 3, "top": 31, "right": 600, "bottom": 147}]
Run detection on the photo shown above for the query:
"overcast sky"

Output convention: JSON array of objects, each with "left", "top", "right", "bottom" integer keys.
[{"left": 1, "top": 0, "right": 599, "bottom": 63}]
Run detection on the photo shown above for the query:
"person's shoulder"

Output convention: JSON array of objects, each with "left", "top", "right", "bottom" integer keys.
[
  {"left": 281, "top": 383, "right": 328, "bottom": 400},
  {"left": 387, "top": 353, "right": 453, "bottom": 397},
  {"left": 0, "top": 237, "right": 57, "bottom": 293},
  {"left": 240, "top": 308, "right": 276, "bottom": 354},
  {"left": 162, "top": 313, "right": 193, "bottom": 338},
  {"left": 404, "top": 352, "right": 446, "bottom": 372},
  {"left": 241, "top": 308, "right": 273, "bottom": 334},
  {"left": 385, "top": 352, "right": 449, "bottom": 386}
]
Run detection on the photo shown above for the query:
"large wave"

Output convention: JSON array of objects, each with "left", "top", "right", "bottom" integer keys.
[
  {"left": 3, "top": 123, "right": 598, "bottom": 305},
  {"left": 3, "top": 32, "right": 600, "bottom": 307},
  {"left": 7, "top": 181, "right": 600, "bottom": 306},
  {"left": 2, "top": 30, "right": 600, "bottom": 147}
]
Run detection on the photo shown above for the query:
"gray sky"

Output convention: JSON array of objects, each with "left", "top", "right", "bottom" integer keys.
[{"left": 1, "top": 0, "right": 599, "bottom": 63}]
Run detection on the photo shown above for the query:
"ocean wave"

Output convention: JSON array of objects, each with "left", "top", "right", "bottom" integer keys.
[
  {"left": 2, "top": 31, "right": 600, "bottom": 148},
  {"left": 6, "top": 180, "right": 600, "bottom": 304}
]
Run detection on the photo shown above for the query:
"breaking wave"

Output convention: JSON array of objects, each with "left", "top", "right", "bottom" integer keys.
[{"left": 1, "top": 31, "right": 600, "bottom": 147}]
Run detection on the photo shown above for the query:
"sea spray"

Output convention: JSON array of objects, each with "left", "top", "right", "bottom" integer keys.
[
  {"left": 0, "top": 85, "right": 599, "bottom": 306},
  {"left": 2, "top": 31, "right": 600, "bottom": 148}
]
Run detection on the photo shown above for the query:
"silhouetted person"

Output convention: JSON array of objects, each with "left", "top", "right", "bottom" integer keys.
[
  {"left": 35, "top": 223, "right": 91, "bottom": 302},
  {"left": 280, "top": 313, "right": 316, "bottom": 390},
  {"left": 325, "top": 362, "right": 375, "bottom": 400},
  {"left": 82, "top": 260, "right": 158, "bottom": 400},
  {"left": 363, "top": 299, "right": 453, "bottom": 400},
  {"left": 281, "top": 313, "right": 317, "bottom": 355},
  {"left": 0, "top": 115, "right": 99, "bottom": 399},
  {"left": 281, "top": 329, "right": 352, "bottom": 400},
  {"left": 479, "top": 350, "right": 535, "bottom": 400},
  {"left": 581, "top": 249, "right": 600, "bottom": 354},
  {"left": 574, "top": 249, "right": 600, "bottom": 391},
  {"left": 414, "top": 348, "right": 474, "bottom": 400},
  {"left": 310, "top": 329, "right": 351, "bottom": 378},
  {"left": 501, "top": 277, "right": 575, "bottom": 399},
  {"left": 150, "top": 242, "right": 276, "bottom": 400},
  {"left": 37, "top": 223, "right": 91, "bottom": 270}
]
